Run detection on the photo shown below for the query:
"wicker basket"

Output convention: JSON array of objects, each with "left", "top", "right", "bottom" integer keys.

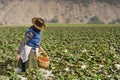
[{"left": 37, "top": 52, "right": 50, "bottom": 68}]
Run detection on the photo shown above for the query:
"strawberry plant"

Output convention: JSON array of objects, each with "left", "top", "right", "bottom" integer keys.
[{"left": 0, "top": 26, "right": 120, "bottom": 79}]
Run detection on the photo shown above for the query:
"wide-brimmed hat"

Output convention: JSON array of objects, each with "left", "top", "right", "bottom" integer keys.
[{"left": 32, "top": 17, "right": 45, "bottom": 30}]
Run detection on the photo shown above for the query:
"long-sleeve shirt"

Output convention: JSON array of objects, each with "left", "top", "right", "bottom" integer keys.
[{"left": 18, "top": 32, "right": 34, "bottom": 54}]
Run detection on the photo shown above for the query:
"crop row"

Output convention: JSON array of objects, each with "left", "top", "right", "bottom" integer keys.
[{"left": 0, "top": 26, "right": 120, "bottom": 79}]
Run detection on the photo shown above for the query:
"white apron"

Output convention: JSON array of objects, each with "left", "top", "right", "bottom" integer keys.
[{"left": 20, "top": 45, "right": 39, "bottom": 63}]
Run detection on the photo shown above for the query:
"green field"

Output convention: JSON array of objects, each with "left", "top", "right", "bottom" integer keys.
[
  {"left": 0, "top": 25, "right": 120, "bottom": 79},
  {"left": 1, "top": 23, "right": 120, "bottom": 27}
]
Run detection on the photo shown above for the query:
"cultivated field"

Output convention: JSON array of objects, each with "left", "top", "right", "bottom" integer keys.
[{"left": 0, "top": 25, "right": 120, "bottom": 79}]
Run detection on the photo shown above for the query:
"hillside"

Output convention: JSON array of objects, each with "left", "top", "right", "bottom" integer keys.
[{"left": 0, "top": 0, "right": 120, "bottom": 24}]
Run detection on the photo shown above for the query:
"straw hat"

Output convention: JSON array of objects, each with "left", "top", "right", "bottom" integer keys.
[{"left": 32, "top": 17, "right": 45, "bottom": 30}]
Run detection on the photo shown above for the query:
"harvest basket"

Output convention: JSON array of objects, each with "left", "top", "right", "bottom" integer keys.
[{"left": 36, "top": 52, "right": 50, "bottom": 68}]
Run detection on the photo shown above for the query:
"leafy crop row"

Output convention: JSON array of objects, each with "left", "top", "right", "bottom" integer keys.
[{"left": 0, "top": 26, "right": 120, "bottom": 79}]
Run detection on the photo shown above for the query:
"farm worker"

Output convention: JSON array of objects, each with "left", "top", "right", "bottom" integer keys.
[{"left": 16, "top": 17, "right": 46, "bottom": 73}]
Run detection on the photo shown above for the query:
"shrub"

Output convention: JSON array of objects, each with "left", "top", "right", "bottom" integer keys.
[
  {"left": 49, "top": 18, "right": 58, "bottom": 23},
  {"left": 88, "top": 16, "right": 104, "bottom": 24},
  {"left": 109, "top": 18, "right": 120, "bottom": 24}
]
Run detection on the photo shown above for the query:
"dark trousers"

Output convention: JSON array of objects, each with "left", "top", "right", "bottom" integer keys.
[{"left": 18, "top": 49, "right": 39, "bottom": 72}]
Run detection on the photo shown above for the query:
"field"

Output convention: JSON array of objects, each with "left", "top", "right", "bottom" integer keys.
[{"left": 0, "top": 25, "right": 120, "bottom": 79}]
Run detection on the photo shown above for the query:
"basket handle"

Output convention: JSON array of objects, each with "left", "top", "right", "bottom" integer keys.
[
  {"left": 39, "top": 51, "right": 49, "bottom": 58},
  {"left": 39, "top": 46, "right": 49, "bottom": 58}
]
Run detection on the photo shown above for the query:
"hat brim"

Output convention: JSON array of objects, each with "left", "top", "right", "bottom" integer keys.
[{"left": 32, "top": 18, "right": 45, "bottom": 30}]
